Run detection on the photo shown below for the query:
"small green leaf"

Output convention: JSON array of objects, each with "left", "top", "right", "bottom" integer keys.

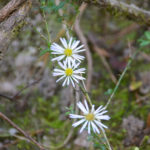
[
  {"left": 140, "top": 40, "right": 150, "bottom": 47},
  {"left": 145, "top": 31, "right": 150, "bottom": 40},
  {"left": 104, "top": 89, "right": 113, "bottom": 95},
  {"left": 65, "top": 112, "right": 70, "bottom": 115},
  {"left": 56, "top": 2, "right": 66, "bottom": 10},
  {"left": 40, "top": 48, "right": 50, "bottom": 56}
]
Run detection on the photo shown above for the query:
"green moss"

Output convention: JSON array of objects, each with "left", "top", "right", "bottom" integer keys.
[{"left": 11, "top": 21, "right": 26, "bottom": 37}]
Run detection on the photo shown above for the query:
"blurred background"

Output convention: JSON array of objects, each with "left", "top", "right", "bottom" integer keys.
[{"left": 0, "top": 0, "right": 150, "bottom": 149}]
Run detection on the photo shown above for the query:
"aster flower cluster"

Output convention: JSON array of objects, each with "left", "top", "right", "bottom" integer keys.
[
  {"left": 51, "top": 37, "right": 110, "bottom": 135},
  {"left": 51, "top": 37, "right": 86, "bottom": 87}
]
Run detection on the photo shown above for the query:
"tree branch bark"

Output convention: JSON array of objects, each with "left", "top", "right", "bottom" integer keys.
[
  {"left": 83, "top": 0, "right": 150, "bottom": 26},
  {"left": 0, "top": 0, "right": 31, "bottom": 61},
  {"left": 0, "top": 0, "right": 26, "bottom": 23}
]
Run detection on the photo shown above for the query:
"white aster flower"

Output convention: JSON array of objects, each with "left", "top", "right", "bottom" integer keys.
[
  {"left": 53, "top": 60, "right": 86, "bottom": 87},
  {"left": 70, "top": 100, "right": 110, "bottom": 134},
  {"left": 51, "top": 37, "right": 85, "bottom": 62}
]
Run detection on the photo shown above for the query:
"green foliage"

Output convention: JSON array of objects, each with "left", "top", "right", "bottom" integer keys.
[
  {"left": 104, "top": 89, "right": 113, "bottom": 95},
  {"left": 39, "top": 0, "right": 79, "bottom": 23},
  {"left": 138, "top": 31, "right": 150, "bottom": 47},
  {"left": 65, "top": 105, "right": 74, "bottom": 115},
  {"left": 17, "top": 141, "right": 32, "bottom": 149},
  {"left": 37, "top": 97, "right": 65, "bottom": 129},
  {"left": 40, "top": 0, "right": 69, "bottom": 13},
  {"left": 40, "top": 47, "right": 51, "bottom": 56},
  {"left": 87, "top": 134, "right": 107, "bottom": 150}
]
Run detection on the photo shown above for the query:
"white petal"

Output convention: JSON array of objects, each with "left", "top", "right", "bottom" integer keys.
[
  {"left": 67, "top": 77, "right": 70, "bottom": 85},
  {"left": 94, "top": 120, "right": 108, "bottom": 129},
  {"left": 53, "top": 72, "right": 64, "bottom": 76},
  {"left": 54, "top": 68, "right": 64, "bottom": 73},
  {"left": 74, "top": 44, "right": 84, "bottom": 51},
  {"left": 77, "top": 102, "right": 88, "bottom": 114},
  {"left": 51, "top": 51, "right": 63, "bottom": 54},
  {"left": 73, "top": 62, "right": 80, "bottom": 69},
  {"left": 91, "top": 122, "right": 100, "bottom": 134},
  {"left": 71, "top": 76, "right": 79, "bottom": 83},
  {"left": 70, "top": 78, "right": 75, "bottom": 87},
  {"left": 62, "top": 77, "right": 68, "bottom": 86},
  {"left": 60, "top": 38, "right": 67, "bottom": 48},
  {"left": 84, "top": 100, "right": 89, "bottom": 112},
  {"left": 69, "top": 114, "right": 84, "bottom": 119},
  {"left": 52, "top": 55, "right": 65, "bottom": 61},
  {"left": 80, "top": 121, "right": 88, "bottom": 133},
  {"left": 72, "top": 54, "right": 85, "bottom": 60},
  {"left": 51, "top": 43, "right": 64, "bottom": 51},
  {"left": 56, "top": 75, "right": 66, "bottom": 82},
  {"left": 72, "top": 75, "right": 85, "bottom": 80},
  {"left": 73, "top": 49, "right": 86, "bottom": 53},
  {"left": 91, "top": 105, "right": 95, "bottom": 113},
  {"left": 94, "top": 105, "right": 103, "bottom": 114},
  {"left": 74, "top": 68, "right": 86, "bottom": 73},
  {"left": 72, "top": 119, "right": 85, "bottom": 127},
  {"left": 95, "top": 115, "right": 110, "bottom": 120},
  {"left": 68, "top": 37, "right": 73, "bottom": 48},
  {"left": 95, "top": 110, "right": 108, "bottom": 116},
  {"left": 71, "top": 40, "right": 80, "bottom": 49},
  {"left": 58, "top": 62, "right": 66, "bottom": 70},
  {"left": 88, "top": 122, "right": 91, "bottom": 134}
]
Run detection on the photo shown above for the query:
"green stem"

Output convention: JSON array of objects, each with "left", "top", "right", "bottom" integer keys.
[
  {"left": 42, "top": 11, "right": 51, "bottom": 43},
  {"left": 105, "top": 50, "right": 139, "bottom": 108},
  {"left": 101, "top": 129, "right": 112, "bottom": 150},
  {"left": 33, "top": 27, "right": 49, "bottom": 43},
  {"left": 78, "top": 83, "right": 92, "bottom": 107}
]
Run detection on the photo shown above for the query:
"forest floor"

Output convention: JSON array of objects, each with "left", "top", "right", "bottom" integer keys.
[{"left": 0, "top": 1, "right": 150, "bottom": 150}]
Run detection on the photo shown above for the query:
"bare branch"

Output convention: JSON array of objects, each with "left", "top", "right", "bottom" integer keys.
[
  {"left": 74, "top": 2, "right": 93, "bottom": 91},
  {"left": 83, "top": 0, "right": 150, "bottom": 26},
  {"left": 0, "top": 0, "right": 26, "bottom": 23},
  {"left": 0, "top": 0, "right": 31, "bottom": 61},
  {"left": 0, "top": 112, "right": 45, "bottom": 150},
  {"left": 88, "top": 33, "right": 117, "bottom": 83},
  {"left": 0, "top": 78, "right": 41, "bottom": 101},
  {"left": 0, "top": 93, "right": 13, "bottom": 101}
]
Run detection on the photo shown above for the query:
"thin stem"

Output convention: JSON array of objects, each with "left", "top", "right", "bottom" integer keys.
[
  {"left": 34, "top": 26, "right": 49, "bottom": 43},
  {"left": 0, "top": 93, "right": 13, "bottom": 101},
  {"left": 42, "top": 11, "right": 51, "bottom": 43},
  {"left": 0, "top": 112, "right": 45, "bottom": 150},
  {"left": 105, "top": 50, "right": 139, "bottom": 108},
  {"left": 101, "top": 129, "right": 112, "bottom": 150},
  {"left": 78, "top": 83, "right": 92, "bottom": 107}
]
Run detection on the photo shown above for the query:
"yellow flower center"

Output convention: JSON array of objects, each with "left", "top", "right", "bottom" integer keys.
[
  {"left": 85, "top": 113, "right": 95, "bottom": 121},
  {"left": 65, "top": 68, "right": 73, "bottom": 76},
  {"left": 64, "top": 48, "right": 72, "bottom": 56}
]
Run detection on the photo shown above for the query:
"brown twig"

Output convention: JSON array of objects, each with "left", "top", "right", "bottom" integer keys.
[
  {"left": 0, "top": 93, "right": 13, "bottom": 101},
  {"left": 136, "top": 93, "right": 150, "bottom": 103},
  {"left": 88, "top": 33, "right": 117, "bottom": 83},
  {"left": 74, "top": 2, "right": 93, "bottom": 91},
  {"left": 0, "top": 129, "right": 44, "bottom": 149},
  {"left": 0, "top": 78, "right": 41, "bottom": 101},
  {"left": 0, "top": 112, "right": 45, "bottom": 150},
  {"left": 110, "top": 23, "right": 140, "bottom": 47},
  {"left": 13, "top": 78, "right": 41, "bottom": 98},
  {"left": 94, "top": 45, "right": 117, "bottom": 83}
]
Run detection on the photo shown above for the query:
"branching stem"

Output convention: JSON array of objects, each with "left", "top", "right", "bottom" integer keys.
[{"left": 105, "top": 50, "right": 139, "bottom": 108}]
